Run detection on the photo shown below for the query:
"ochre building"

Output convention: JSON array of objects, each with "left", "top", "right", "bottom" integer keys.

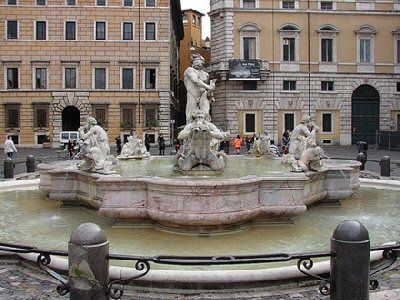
[
  {"left": 0, "top": 0, "right": 183, "bottom": 147},
  {"left": 210, "top": 0, "right": 400, "bottom": 145}
]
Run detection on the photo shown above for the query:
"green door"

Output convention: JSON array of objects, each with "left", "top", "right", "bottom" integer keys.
[{"left": 351, "top": 85, "right": 380, "bottom": 145}]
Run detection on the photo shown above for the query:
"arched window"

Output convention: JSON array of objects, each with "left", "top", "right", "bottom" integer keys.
[
  {"left": 192, "top": 15, "right": 196, "bottom": 25},
  {"left": 355, "top": 25, "right": 377, "bottom": 70},
  {"left": 316, "top": 25, "right": 339, "bottom": 68},
  {"left": 182, "top": 14, "right": 188, "bottom": 24},
  {"left": 278, "top": 24, "right": 300, "bottom": 66}
]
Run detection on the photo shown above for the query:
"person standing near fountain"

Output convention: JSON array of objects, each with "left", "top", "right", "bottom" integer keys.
[
  {"left": 158, "top": 134, "right": 165, "bottom": 156},
  {"left": 184, "top": 54, "right": 216, "bottom": 123},
  {"left": 4, "top": 135, "right": 17, "bottom": 158}
]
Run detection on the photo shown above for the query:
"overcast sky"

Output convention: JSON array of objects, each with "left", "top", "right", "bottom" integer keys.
[{"left": 180, "top": 0, "right": 211, "bottom": 39}]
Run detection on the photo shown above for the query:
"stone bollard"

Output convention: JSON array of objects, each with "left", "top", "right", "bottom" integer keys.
[
  {"left": 380, "top": 156, "right": 390, "bottom": 177},
  {"left": 330, "top": 220, "right": 370, "bottom": 300},
  {"left": 26, "top": 155, "right": 36, "bottom": 173},
  {"left": 356, "top": 153, "right": 367, "bottom": 171},
  {"left": 68, "top": 223, "right": 109, "bottom": 300},
  {"left": 4, "top": 158, "right": 14, "bottom": 179}
]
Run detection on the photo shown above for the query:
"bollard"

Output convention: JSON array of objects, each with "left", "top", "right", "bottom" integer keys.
[
  {"left": 68, "top": 223, "right": 109, "bottom": 300},
  {"left": 4, "top": 158, "right": 14, "bottom": 179},
  {"left": 330, "top": 220, "right": 370, "bottom": 300},
  {"left": 356, "top": 153, "right": 367, "bottom": 171},
  {"left": 26, "top": 155, "right": 36, "bottom": 173},
  {"left": 380, "top": 156, "right": 390, "bottom": 177}
]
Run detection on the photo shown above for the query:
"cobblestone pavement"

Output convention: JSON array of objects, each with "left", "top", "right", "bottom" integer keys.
[{"left": 0, "top": 260, "right": 399, "bottom": 299}]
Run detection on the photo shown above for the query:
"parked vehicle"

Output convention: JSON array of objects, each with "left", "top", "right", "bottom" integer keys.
[{"left": 59, "top": 131, "right": 79, "bottom": 149}]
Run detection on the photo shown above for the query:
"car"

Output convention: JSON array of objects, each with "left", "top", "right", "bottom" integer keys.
[{"left": 59, "top": 131, "right": 80, "bottom": 149}]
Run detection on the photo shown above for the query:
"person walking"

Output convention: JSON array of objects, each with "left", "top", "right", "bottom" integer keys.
[
  {"left": 115, "top": 136, "right": 122, "bottom": 155},
  {"left": 158, "top": 134, "right": 165, "bottom": 155},
  {"left": 144, "top": 134, "right": 151, "bottom": 152},
  {"left": 4, "top": 135, "right": 17, "bottom": 158},
  {"left": 234, "top": 135, "right": 242, "bottom": 155}
]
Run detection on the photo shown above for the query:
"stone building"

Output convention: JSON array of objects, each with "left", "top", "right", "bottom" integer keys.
[
  {"left": 209, "top": 0, "right": 400, "bottom": 145},
  {"left": 0, "top": 0, "right": 183, "bottom": 147}
]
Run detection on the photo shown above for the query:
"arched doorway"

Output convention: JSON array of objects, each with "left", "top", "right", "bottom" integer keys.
[
  {"left": 351, "top": 85, "right": 380, "bottom": 144},
  {"left": 62, "top": 106, "right": 80, "bottom": 131}
]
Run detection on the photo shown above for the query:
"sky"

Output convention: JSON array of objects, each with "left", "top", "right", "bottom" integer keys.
[{"left": 180, "top": 0, "right": 211, "bottom": 39}]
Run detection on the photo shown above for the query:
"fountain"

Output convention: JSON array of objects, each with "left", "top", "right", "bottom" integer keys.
[{"left": 38, "top": 55, "right": 361, "bottom": 232}]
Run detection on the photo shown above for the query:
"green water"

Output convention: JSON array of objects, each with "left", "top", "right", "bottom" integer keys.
[
  {"left": 0, "top": 188, "right": 398, "bottom": 263},
  {"left": 116, "top": 156, "right": 291, "bottom": 179}
]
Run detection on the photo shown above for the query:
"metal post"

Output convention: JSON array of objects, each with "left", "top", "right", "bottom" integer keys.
[
  {"left": 380, "top": 156, "right": 391, "bottom": 177},
  {"left": 4, "top": 158, "right": 14, "bottom": 179},
  {"left": 68, "top": 223, "right": 109, "bottom": 300},
  {"left": 26, "top": 155, "right": 36, "bottom": 173},
  {"left": 330, "top": 220, "right": 370, "bottom": 300}
]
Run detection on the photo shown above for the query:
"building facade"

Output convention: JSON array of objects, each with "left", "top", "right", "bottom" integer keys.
[
  {"left": 210, "top": 0, "right": 400, "bottom": 145},
  {"left": 0, "top": 0, "right": 183, "bottom": 147}
]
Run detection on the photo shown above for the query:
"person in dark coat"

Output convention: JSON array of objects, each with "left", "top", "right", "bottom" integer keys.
[
  {"left": 158, "top": 134, "right": 165, "bottom": 155},
  {"left": 115, "top": 136, "right": 122, "bottom": 155}
]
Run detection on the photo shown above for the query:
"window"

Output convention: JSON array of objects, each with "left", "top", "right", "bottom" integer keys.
[
  {"left": 37, "top": 0, "right": 45, "bottom": 4},
  {"left": 397, "top": 40, "right": 400, "bottom": 64},
  {"left": 245, "top": 113, "right": 256, "bottom": 132},
  {"left": 239, "top": 23, "right": 260, "bottom": 60},
  {"left": 283, "top": 38, "right": 295, "bottom": 61},
  {"left": 283, "top": 80, "right": 296, "bottom": 90},
  {"left": 93, "top": 106, "right": 107, "bottom": 127},
  {"left": 123, "top": 22, "right": 133, "bottom": 40},
  {"left": 35, "top": 107, "right": 48, "bottom": 128},
  {"left": 182, "top": 15, "right": 188, "bottom": 24},
  {"left": 243, "top": 0, "right": 256, "bottom": 8},
  {"left": 65, "top": 21, "right": 76, "bottom": 40},
  {"left": 96, "top": 22, "right": 106, "bottom": 40},
  {"left": 7, "top": 0, "right": 16, "bottom": 5},
  {"left": 7, "top": 68, "right": 18, "bottom": 89},
  {"left": 67, "top": 0, "right": 76, "bottom": 5},
  {"left": 145, "top": 108, "right": 157, "bottom": 127},
  {"left": 97, "top": 0, "right": 105, "bottom": 5},
  {"left": 145, "top": 22, "right": 156, "bottom": 40},
  {"left": 359, "top": 39, "right": 371, "bottom": 63},
  {"left": 95, "top": 68, "right": 106, "bottom": 89},
  {"left": 397, "top": 82, "right": 400, "bottom": 92},
  {"left": 243, "top": 81, "right": 257, "bottom": 90},
  {"left": 65, "top": 68, "right": 76, "bottom": 89},
  {"left": 6, "top": 106, "right": 20, "bottom": 128},
  {"left": 35, "top": 68, "right": 47, "bottom": 89},
  {"left": 321, "top": 81, "right": 334, "bottom": 91},
  {"left": 192, "top": 15, "right": 196, "bottom": 25},
  {"left": 36, "top": 21, "right": 47, "bottom": 40},
  {"left": 282, "top": 0, "right": 295, "bottom": 9},
  {"left": 321, "top": 38, "right": 333, "bottom": 62},
  {"left": 322, "top": 113, "right": 332, "bottom": 132},
  {"left": 145, "top": 68, "right": 156, "bottom": 89},
  {"left": 243, "top": 37, "right": 256, "bottom": 60},
  {"left": 320, "top": 1, "right": 333, "bottom": 9},
  {"left": 284, "top": 113, "right": 294, "bottom": 131},
  {"left": 123, "top": 0, "right": 132, "bottom": 6},
  {"left": 7, "top": 21, "right": 18, "bottom": 40},
  {"left": 121, "top": 106, "right": 134, "bottom": 128},
  {"left": 122, "top": 68, "right": 134, "bottom": 89},
  {"left": 146, "top": 0, "right": 155, "bottom": 6}
]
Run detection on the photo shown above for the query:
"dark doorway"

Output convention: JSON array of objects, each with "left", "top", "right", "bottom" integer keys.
[
  {"left": 351, "top": 85, "right": 380, "bottom": 145},
  {"left": 62, "top": 106, "right": 80, "bottom": 131}
]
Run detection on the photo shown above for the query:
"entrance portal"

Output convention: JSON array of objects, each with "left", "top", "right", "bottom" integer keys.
[
  {"left": 62, "top": 106, "right": 80, "bottom": 131},
  {"left": 351, "top": 85, "right": 380, "bottom": 145}
]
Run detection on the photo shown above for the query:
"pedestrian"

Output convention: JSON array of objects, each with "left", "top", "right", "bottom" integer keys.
[
  {"left": 4, "top": 135, "right": 17, "bottom": 158},
  {"left": 67, "top": 139, "right": 74, "bottom": 157},
  {"left": 145, "top": 134, "right": 151, "bottom": 152},
  {"left": 174, "top": 138, "right": 181, "bottom": 152},
  {"left": 234, "top": 135, "right": 242, "bottom": 155},
  {"left": 115, "top": 136, "right": 122, "bottom": 155},
  {"left": 282, "top": 130, "right": 290, "bottom": 146},
  {"left": 245, "top": 136, "right": 252, "bottom": 152},
  {"left": 158, "top": 134, "right": 165, "bottom": 155}
]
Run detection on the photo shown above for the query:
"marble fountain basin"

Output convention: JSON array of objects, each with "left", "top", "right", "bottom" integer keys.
[{"left": 38, "top": 156, "right": 361, "bottom": 231}]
